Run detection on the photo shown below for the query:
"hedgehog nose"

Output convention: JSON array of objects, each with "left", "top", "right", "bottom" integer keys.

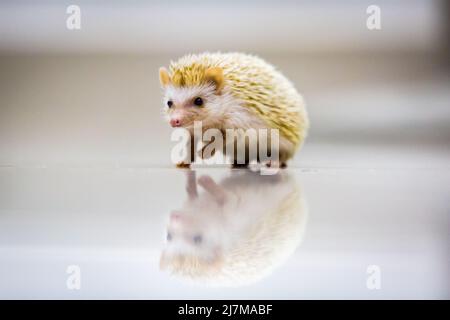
[{"left": 170, "top": 118, "right": 182, "bottom": 127}]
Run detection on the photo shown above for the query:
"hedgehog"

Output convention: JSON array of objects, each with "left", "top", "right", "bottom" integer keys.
[
  {"left": 159, "top": 169, "right": 308, "bottom": 287},
  {"left": 158, "top": 52, "right": 309, "bottom": 168}
]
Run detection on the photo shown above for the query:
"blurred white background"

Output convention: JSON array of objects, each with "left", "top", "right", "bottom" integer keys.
[{"left": 0, "top": 0, "right": 448, "bottom": 299}]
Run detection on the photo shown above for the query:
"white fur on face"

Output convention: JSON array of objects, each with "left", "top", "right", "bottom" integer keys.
[
  {"left": 162, "top": 83, "right": 275, "bottom": 139},
  {"left": 162, "top": 84, "right": 213, "bottom": 128},
  {"left": 164, "top": 84, "right": 215, "bottom": 107},
  {"left": 162, "top": 84, "right": 251, "bottom": 129}
]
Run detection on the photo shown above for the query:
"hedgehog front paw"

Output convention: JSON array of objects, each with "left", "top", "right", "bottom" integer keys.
[{"left": 176, "top": 162, "right": 191, "bottom": 169}]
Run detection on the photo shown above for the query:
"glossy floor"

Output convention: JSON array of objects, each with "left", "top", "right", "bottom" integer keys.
[
  {"left": 0, "top": 164, "right": 448, "bottom": 299},
  {"left": 0, "top": 55, "right": 449, "bottom": 299}
]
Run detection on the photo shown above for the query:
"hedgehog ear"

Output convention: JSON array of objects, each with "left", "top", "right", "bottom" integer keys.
[
  {"left": 159, "top": 67, "right": 171, "bottom": 87},
  {"left": 205, "top": 67, "right": 224, "bottom": 93}
]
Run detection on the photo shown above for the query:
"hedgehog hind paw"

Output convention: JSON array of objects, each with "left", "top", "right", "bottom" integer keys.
[
  {"left": 264, "top": 160, "right": 287, "bottom": 169},
  {"left": 231, "top": 163, "right": 249, "bottom": 169}
]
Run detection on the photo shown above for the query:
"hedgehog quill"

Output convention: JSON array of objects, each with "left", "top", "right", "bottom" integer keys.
[{"left": 159, "top": 52, "right": 309, "bottom": 168}]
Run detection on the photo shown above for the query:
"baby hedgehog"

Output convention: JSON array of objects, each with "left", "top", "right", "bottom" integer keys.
[{"left": 159, "top": 52, "right": 309, "bottom": 168}]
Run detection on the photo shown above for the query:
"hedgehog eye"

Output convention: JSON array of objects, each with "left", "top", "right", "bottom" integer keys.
[
  {"left": 167, "top": 100, "right": 173, "bottom": 108},
  {"left": 193, "top": 97, "right": 203, "bottom": 106}
]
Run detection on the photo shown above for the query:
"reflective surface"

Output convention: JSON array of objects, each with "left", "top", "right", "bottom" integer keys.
[
  {"left": 0, "top": 0, "right": 449, "bottom": 300},
  {"left": 160, "top": 170, "right": 308, "bottom": 287},
  {"left": 0, "top": 165, "right": 448, "bottom": 299}
]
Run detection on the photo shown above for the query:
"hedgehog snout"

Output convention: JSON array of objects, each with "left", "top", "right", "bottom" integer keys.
[
  {"left": 169, "top": 110, "right": 185, "bottom": 127},
  {"left": 170, "top": 117, "right": 182, "bottom": 127}
]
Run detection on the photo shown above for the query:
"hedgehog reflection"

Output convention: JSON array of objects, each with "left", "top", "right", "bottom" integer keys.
[{"left": 160, "top": 169, "right": 308, "bottom": 286}]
